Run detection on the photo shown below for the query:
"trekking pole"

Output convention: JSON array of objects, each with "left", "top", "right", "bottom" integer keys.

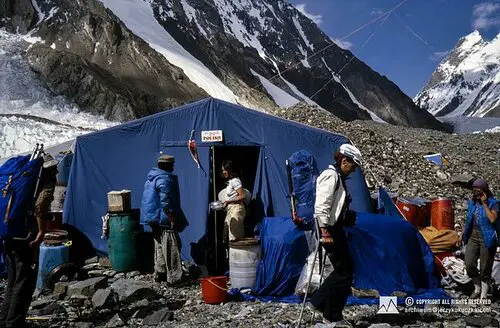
[
  {"left": 211, "top": 146, "right": 218, "bottom": 272},
  {"left": 30, "top": 143, "right": 39, "bottom": 161},
  {"left": 33, "top": 144, "right": 44, "bottom": 161},
  {"left": 310, "top": 250, "right": 328, "bottom": 325},
  {"left": 32, "top": 145, "right": 45, "bottom": 210},
  {"left": 296, "top": 221, "right": 323, "bottom": 328}
]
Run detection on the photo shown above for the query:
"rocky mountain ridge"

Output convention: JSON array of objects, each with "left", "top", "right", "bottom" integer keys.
[
  {"left": 0, "top": 0, "right": 447, "bottom": 131},
  {"left": 415, "top": 30, "right": 500, "bottom": 118}
]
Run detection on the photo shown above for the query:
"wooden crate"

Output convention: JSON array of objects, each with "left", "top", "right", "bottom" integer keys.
[{"left": 107, "top": 190, "right": 131, "bottom": 212}]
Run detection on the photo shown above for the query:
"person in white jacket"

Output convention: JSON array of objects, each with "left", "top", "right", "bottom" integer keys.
[{"left": 307, "top": 143, "right": 362, "bottom": 327}]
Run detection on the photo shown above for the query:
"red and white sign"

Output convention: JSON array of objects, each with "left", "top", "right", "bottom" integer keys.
[{"left": 201, "top": 130, "right": 223, "bottom": 142}]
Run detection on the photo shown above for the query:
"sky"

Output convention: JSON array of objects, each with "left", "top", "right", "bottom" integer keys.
[{"left": 287, "top": 0, "right": 500, "bottom": 97}]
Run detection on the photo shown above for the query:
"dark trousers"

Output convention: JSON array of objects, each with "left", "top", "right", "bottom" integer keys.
[
  {"left": 0, "top": 239, "right": 37, "bottom": 328},
  {"left": 310, "top": 226, "right": 353, "bottom": 322},
  {"left": 465, "top": 229, "right": 496, "bottom": 282}
]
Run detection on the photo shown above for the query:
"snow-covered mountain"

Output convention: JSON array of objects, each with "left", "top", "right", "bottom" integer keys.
[
  {"left": 415, "top": 31, "right": 500, "bottom": 118},
  {"left": 0, "top": 30, "right": 116, "bottom": 158},
  {"left": 0, "top": 0, "right": 447, "bottom": 131}
]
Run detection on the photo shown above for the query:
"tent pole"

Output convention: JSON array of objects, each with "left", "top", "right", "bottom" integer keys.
[{"left": 212, "top": 146, "right": 218, "bottom": 272}]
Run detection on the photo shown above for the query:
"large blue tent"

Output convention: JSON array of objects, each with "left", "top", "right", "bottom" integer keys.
[{"left": 63, "top": 98, "right": 373, "bottom": 263}]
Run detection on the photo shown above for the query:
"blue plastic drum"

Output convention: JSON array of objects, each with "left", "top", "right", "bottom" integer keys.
[{"left": 36, "top": 243, "right": 70, "bottom": 290}]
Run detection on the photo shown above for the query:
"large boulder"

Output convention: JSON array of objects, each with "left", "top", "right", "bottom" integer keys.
[
  {"left": 110, "top": 279, "right": 156, "bottom": 303},
  {"left": 92, "top": 288, "right": 117, "bottom": 309},
  {"left": 67, "top": 277, "right": 108, "bottom": 297}
]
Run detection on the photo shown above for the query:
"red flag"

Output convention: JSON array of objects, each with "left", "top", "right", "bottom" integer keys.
[{"left": 188, "top": 130, "right": 200, "bottom": 168}]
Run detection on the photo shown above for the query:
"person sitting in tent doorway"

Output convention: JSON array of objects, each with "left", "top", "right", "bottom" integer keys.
[
  {"left": 220, "top": 160, "right": 247, "bottom": 244},
  {"left": 306, "top": 143, "right": 362, "bottom": 327},
  {"left": 462, "top": 178, "right": 498, "bottom": 299},
  {"left": 140, "top": 154, "right": 184, "bottom": 285}
]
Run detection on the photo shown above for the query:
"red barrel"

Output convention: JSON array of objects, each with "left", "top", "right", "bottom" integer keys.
[
  {"left": 396, "top": 198, "right": 422, "bottom": 227},
  {"left": 431, "top": 198, "right": 454, "bottom": 230},
  {"left": 414, "top": 198, "right": 431, "bottom": 228}
]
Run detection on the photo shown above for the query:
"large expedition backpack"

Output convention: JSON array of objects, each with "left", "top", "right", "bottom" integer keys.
[
  {"left": 0, "top": 155, "right": 44, "bottom": 239},
  {"left": 288, "top": 150, "right": 319, "bottom": 230}
]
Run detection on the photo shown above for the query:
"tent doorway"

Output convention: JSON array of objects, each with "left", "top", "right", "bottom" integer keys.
[{"left": 206, "top": 146, "right": 260, "bottom": 275}]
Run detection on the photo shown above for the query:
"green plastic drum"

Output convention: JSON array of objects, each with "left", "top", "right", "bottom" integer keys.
[{"left": 107, "top": 211, "right": 140, "bottom": 272}]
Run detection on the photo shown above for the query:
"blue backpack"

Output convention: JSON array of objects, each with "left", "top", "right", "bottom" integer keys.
[
  {"left": 288, "top": 150, "right": 319, "bottom": 230},
  {"left": 0, "top": 155, "right": 43, "bottom": 239}
]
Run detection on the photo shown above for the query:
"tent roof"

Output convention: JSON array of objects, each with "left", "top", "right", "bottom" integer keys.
[{"left": 78, "top": 98, "right": 350, "bottom": 143}]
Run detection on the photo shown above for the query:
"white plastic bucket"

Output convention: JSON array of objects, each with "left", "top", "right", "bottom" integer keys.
[{"left": 229, "top": 238, "right": 261, "bottom": 289}]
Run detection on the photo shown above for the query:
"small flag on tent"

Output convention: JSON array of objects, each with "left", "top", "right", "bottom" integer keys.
[
  {"left": 423, "top": 153, "right": 449, "bottom": 166},
  {"left": 188, "top": 130, "right": 200, "bottom": 168}
]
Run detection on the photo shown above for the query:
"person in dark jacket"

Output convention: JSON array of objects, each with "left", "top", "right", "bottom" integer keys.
[
  {"left": 140, "top": 154, "right": 183, "bottom": 284},
  {"left": 0, "top": 153, "right": 58, "bottom": 328},
  {"left": 462, "top": 178, "right": 499, "bottom": 299}
]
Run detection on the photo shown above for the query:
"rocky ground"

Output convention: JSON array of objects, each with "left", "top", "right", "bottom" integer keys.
[
  {"left": 8, "top": 256, "right": 498, "bottom": 328},
  {"left": 1, "top": 103, "right": 499, "bottom": 328}
]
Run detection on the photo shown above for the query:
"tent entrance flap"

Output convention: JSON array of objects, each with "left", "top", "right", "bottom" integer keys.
[{"left": 206, "top": 146, "right": 261, "bottom": 275}]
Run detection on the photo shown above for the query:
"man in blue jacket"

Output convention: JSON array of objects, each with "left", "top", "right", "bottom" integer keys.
[{"left": 140, "top": 154, "right": 183, "bottom": 284}]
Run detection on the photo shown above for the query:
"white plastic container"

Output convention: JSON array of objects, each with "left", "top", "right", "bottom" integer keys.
[
  {"left": 210, "top": 201, "right": 223, "bottom": 211},
  {"left": 229, "top": 238, "right": 261, "bottom": 289}
]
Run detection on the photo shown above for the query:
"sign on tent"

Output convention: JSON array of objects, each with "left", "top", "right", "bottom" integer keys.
[{"left": 201, "top": 130, "right": 223, "bottom": 142}]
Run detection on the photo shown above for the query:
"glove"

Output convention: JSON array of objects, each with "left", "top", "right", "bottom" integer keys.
[{"left": 320, "top": 228, "right": 334, "bottom": 246}]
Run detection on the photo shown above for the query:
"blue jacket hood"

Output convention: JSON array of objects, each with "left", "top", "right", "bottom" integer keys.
[{"left": 147, "top": 167, "right": 171, "bottom": 181}]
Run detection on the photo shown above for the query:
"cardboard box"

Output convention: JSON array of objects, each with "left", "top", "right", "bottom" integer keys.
[{"left": 107, "top": 190, "right": 131, "bottom": 212}]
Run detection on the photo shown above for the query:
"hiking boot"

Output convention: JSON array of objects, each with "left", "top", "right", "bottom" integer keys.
[
  {"left": 305, "top": 302, "right": 330, "bottom": 324},
  {"left": 168, "top": 277, "right": 193, "bottom": 287},
  {"left": 471, "top": 277, "right": 481, "bottom": 298}
]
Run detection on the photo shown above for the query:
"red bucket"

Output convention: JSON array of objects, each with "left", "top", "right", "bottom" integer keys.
[{"left": 200, "top": 276, "right": 228, "bottom": 304}]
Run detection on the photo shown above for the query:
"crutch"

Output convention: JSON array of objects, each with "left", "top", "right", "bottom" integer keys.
[{"left": 296, "top": 220, "right": 324, "bottom": 328}]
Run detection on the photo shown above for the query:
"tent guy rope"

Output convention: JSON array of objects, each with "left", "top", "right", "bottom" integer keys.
[{"left": 250, "top": 0, "right": 412, "bottom": 92}]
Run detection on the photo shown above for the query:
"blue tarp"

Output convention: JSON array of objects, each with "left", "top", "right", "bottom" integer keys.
[
  {"left": 63, "top": 98, "right": 373, "bottom": 263},
  {"left": 378, "top": 186, "right": 403, "bottom": 218},
  {"left": 245, "top": 212, "right": 446, "bottom": 304},
  {"left": 346, "top": 213, "right": 439, "bottom": 295},
  {"left": 254, "top": 217, "right": 309, "bottom": 296}
]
